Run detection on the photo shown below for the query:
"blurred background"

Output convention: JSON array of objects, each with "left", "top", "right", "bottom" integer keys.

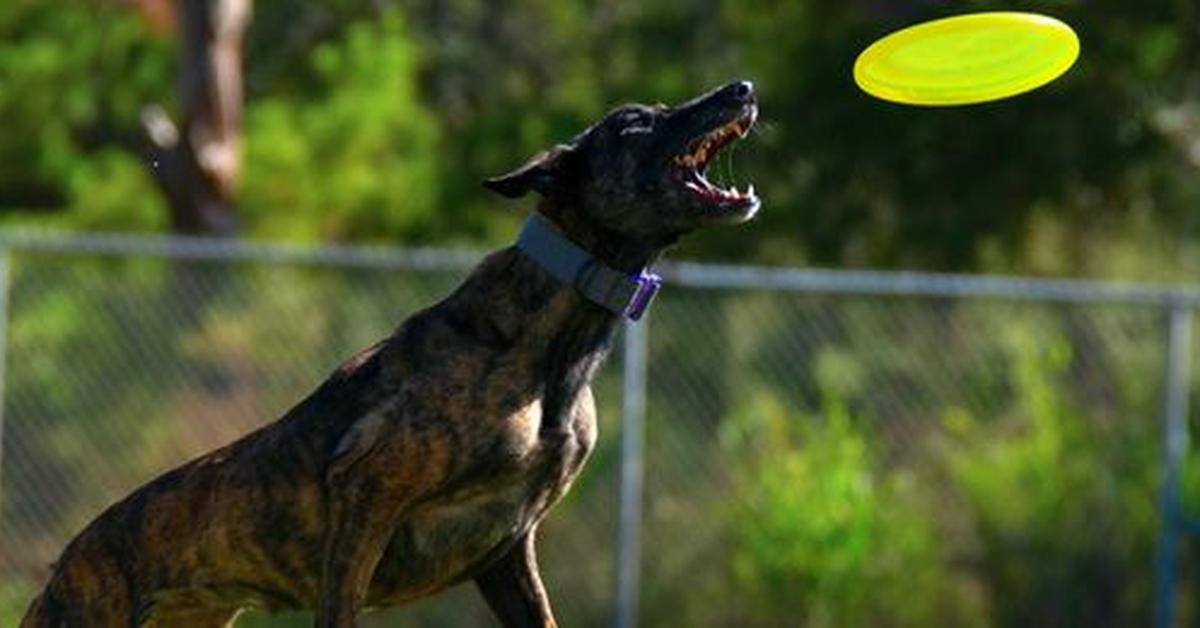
[{"left": 2, "top": 0, "right": 1200, "bottom": 626}]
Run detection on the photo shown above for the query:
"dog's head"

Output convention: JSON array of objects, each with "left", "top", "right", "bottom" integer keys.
[{"left": 486, "top": 80, "right": 760, "bottom": 241}]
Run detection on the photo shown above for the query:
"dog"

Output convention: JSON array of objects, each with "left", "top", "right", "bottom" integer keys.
[{"left": 22, "top": 79, "right": 760, "bottom": 628}]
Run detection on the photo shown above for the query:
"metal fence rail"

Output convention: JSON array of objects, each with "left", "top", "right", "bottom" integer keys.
[{"left": 0, "top": 229, "right": 1195, "bottom": 627}]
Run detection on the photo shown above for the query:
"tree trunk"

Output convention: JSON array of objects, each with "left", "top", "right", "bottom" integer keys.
[{"left": 141, "top": 0, "right": 251, "bottom": 237}]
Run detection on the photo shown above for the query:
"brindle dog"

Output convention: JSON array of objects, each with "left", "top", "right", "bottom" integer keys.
[{"left": 22, "top": 80, "right": 760, "bottom": 628}]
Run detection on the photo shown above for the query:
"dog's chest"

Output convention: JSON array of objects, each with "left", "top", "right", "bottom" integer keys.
[{"left": 368, "top": 388, "right": 597, "bottom": 602}]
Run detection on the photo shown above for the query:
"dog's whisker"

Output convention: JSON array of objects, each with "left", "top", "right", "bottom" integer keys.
[
  {"left": 750, "top": 118, "right": 779, "bottom": 141},
  {"left": 726, "top": 143, "right": 738, "bottom": 188}
]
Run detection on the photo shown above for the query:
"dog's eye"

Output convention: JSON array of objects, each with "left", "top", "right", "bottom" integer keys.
[{"left": 616, "top": 108, "right": 655, "bottom": 136}]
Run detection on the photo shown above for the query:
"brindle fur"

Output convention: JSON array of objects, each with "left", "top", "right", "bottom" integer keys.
[{"left": 22, "top": 80, "right": 759, "bottom": 628}]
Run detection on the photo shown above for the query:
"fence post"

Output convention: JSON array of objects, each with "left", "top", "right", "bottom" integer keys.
[
  {"left": 615, "top": 317, "right": 648, "bottom": 628},
  {"left": 1155, "top": 300, "right": 1192, "bottom": 628}
]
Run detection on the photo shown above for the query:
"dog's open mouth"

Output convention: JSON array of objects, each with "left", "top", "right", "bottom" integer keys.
[{"left": 672, "top": 105, "right": 759, "bottom": 214}]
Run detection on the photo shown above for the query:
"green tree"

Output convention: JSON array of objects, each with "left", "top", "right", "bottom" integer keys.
[
  {"left": 716, "top": 0, "right": 1200, "bottom": 274},
  {"left": 240, "top": 11, "right": 440, "bottom": 242},
  {"left": 0, "top": 2, "right": 172, "bottom": 231}
]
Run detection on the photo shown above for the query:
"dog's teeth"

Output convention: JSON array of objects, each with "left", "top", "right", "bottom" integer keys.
[{"left": 747, "top": 184, "right": 756, "bottom": 198}]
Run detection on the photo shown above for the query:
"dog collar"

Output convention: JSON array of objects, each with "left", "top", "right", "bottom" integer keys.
[{"left": 515, "top": 212, "right": 662, "bottom": 321}]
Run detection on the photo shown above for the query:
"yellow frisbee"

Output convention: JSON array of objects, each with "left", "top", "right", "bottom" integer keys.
[{"left": 853, "top": 12, "right": 1080, "bottom": 106}]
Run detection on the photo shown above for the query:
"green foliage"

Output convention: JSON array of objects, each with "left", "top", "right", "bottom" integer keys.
[
  {"left": 4, "top": 0, "right": 1200, "bottom": 279},
  {"left": 240, "top": 11, "right": 440, "bottom": 242},
  {"left": 721, "top": 389, "right": 968, "bottom": 627},
  {"left": 0, "top": 577, "right": 34, "bottom": 628},
  {"left": 944, "top": 317, "right": 1160, "bottom": 626},
  {"left": 0, "top": 2, "right": 170, "bottom": 231},
  {"left": 632, "top": 290, "right": 1171, "bottom": 627}
]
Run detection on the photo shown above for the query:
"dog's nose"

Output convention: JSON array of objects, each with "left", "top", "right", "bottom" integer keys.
[{"left": 731, "top": 80, "right": 755, "bottom": 100}]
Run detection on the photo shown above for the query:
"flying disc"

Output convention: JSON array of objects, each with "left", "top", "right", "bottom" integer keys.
[{"left": 853, "top": 12, "right": 1080, "bottom": 106}]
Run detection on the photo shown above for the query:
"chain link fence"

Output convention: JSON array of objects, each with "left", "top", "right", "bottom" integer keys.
[{"left": 1, "top": 232, "right": 1198, "bottom": 627}]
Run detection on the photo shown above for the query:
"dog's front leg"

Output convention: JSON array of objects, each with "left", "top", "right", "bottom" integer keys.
[
  {"left": 315, "top": 488, "right": 404, "bottom": 628},
  {"left": 475, "top": 527, "right": 558, "bottom": 628},
  {"left": 316, "top": 409, "right": 450, "bottom": 628}
]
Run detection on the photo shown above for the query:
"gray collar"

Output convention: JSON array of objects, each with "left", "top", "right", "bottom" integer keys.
[{"left": 515, "top": 213, "right": 661, "bottom": 321}]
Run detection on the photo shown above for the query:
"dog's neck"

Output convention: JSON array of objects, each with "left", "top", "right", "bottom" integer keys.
[
  {"left": 533, "top": 199, "right": 676, "bottom": 274},
  {"left": 515, "top": 212, "right": 664, "bottom": 322},
  {"left": 443, "top": 205, "right": 675, "bottom": 430},
  {"left": 439, "top": 248, "right": 614, "bottom": 431}
]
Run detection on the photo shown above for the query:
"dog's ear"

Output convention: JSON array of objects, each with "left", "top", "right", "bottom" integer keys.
[{"left": 484, "top": 144, "right": 578, "bottom": 199}]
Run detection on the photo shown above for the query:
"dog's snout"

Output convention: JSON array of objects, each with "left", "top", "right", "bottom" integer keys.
[
  {"left": 731, "top": 80, "right": 754, "bottom": 100},
  {"left": 715, "top": 80, "right": 755, "bottom": 105},
  {"left": 673, "top": 80, "right": 758, "bottom": 118}
]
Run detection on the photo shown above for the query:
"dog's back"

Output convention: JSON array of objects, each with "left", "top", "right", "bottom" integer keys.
[
  {"left": 20, "top": 591, "right": 53, "bottom": 627},
  {"left": 21, "top": 522, "right": 135, "bottom": 626},
  {"left": 21, "top": 473, "right": 187, "bottom": 626},
  {"left": 21, "top": 440, "right": 317, "bottom": 627}
]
